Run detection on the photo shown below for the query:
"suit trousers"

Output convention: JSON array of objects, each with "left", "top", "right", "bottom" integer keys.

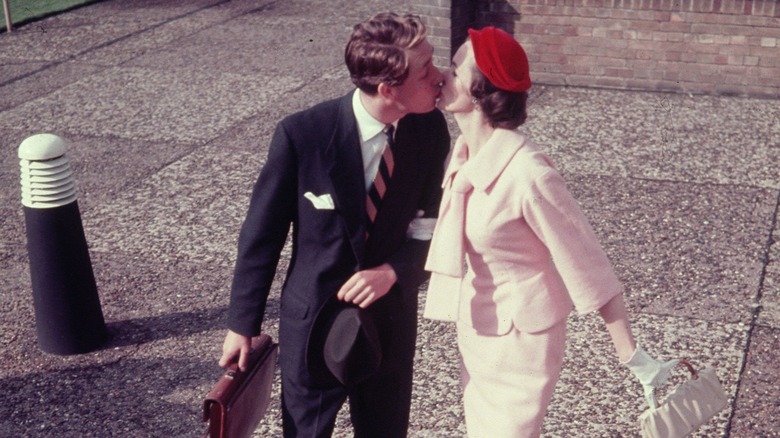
[
  {"left": 457, "top": 319, "right": 567, "bottom": 438},
  {"left": 281, "top": 290, "right": 418, "bottom": 438}
]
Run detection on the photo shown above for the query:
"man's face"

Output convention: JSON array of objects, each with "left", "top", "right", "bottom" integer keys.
[{"left": 389, "top": 39, "right": 443, "bottom": 114}]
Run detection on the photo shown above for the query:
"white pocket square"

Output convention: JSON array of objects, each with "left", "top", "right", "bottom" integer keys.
[{"left": 304, "top": 192, "right": 335, "bottom": 210}]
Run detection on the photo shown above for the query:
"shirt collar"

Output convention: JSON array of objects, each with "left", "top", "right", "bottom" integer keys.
[{"left": 352, "top": 89, "right": 396, "bottom": 143}]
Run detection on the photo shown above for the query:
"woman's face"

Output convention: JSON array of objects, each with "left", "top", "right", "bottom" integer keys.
[{"left": 437, "top": 41, "right": 477, "bottom": 114}]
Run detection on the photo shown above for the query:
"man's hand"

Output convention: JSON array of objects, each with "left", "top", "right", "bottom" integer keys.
[
  {"left": 337, "top": 263, "right": 398, "bottom": 308},
  {"left": 219, "top": 330, "right": 252, "bottom": 372}
]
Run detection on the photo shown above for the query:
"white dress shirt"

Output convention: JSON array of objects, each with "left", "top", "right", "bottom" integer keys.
[
  {"left": 351, "top": 89, "right": 435, "bottom": 240},
  {"left": 352, "top": 89, "right": 396, "bottom": 190}
]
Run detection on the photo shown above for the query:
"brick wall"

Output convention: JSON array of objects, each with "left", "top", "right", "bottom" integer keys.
[{"left": 409, "top": 0, "right": 780, "bottom": 98}]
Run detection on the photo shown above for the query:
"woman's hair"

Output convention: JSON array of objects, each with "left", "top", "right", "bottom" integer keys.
[
  {"left": 470, "top": 65, "right": 528, "bottom": 129},
  {"left": 345, "top": 12, "right": 427, "bottom": 94}
]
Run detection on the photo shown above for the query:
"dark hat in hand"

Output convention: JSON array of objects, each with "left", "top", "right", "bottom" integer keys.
[{"left": 306, "top": 298, "right": 383, "bottom": 387}]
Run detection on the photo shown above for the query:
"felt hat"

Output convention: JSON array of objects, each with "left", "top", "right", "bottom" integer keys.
[
  {"left": 468, "top": 26, "right": 532, "bottom": 92},
  {"left": 306, "top": 297, "right": 383, "bottom": 387}
]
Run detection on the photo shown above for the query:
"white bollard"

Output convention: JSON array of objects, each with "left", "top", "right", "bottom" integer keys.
[{"left": 19, "top": 133, "right": 107, "bottom": 355}]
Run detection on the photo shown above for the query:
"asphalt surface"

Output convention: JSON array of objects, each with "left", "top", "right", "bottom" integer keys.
[{"left": 1, "top": 0, "right": 779, "bottom": 437}]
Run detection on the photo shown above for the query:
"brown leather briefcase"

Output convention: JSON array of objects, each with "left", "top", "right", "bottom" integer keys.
[{"left": 202, "top": 334, "right": 278, "bottom": 438}]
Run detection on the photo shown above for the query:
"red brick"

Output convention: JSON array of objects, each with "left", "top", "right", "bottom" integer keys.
[
  {"left": 521, "top": 34, "right": 548, "bottom": 45},
  {"left": 751, "top": 26, "right": 780, "bottom": 38},
  {"left": 635, "top": 49, "right": 656, "bottom": 60},
  {"left": 542, "top": 43, "right": 566, "bottom": 53},
  {"left": 719, "top": 44, "right": 751, "bottom": 56},
  {"left": 575, "top": 26, "right": 594, "bottom": 36},
  {"left": 534, "top": 15, "right": 572, "bottom": 25},
  {"left": 665, "top": 51, "right": 683, "bottom": 61},
  {"left": 599, "top": 56, "right": 630, "bottom": 67},
  {"left": 540, "top": 53, "right": 569, "bottom": 63},
  {"left": 743, "top": 56, "right": 759, "bottom": 66},
  {"left": 607, "top": 67, "right": 636, "bottom": 77},
  {"left": 727, "top": 55, "right": 746, "bottom": 65},
  {"left": 629, "top": 19, "right": 662, "bottom": 31},
  {"left": 750, "top": 46, "right": 780, "bottom": 58},
  {"left": 659, "top": 21, "right": 692, "bottom": 32},
  {"left": 630, "top": 68, "right": 656, "bottom": 79},
  {"left": 666, "top": 32, "right": 686, "bottom": 41},
  {"left": 652, "top": 32, "right": 670, "bottom": 41},
  {"left": 678, "top": 69, "right": 702, "bottom": 82},
  {"left": 759, "top": 56, "right": 780, "bottom": 68},
  {"left": 660, "top": 67, "right": 681, "bottom": 80},
  {"left": 567, "top": 16, "right": 601, "bottom": 27},
  {"left": 756, "top": 66, "right": 780, "bottom": 84},
  {"left": 595, "top": 76, "right": 628, "bottom": 87},
  {"left": 564, "top": 44, "right": 609, "bottom": 56}
]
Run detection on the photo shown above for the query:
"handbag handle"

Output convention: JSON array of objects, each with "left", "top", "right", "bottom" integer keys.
[
  {"left": 648, "top": 358, "right": 697, "bottom": 409},
  {"left": 679, "top": 358, "right": 698, "bottom": 380}
]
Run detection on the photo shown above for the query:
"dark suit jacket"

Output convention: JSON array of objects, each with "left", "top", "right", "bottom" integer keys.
[{"left": 227, "top": 90, "right": 450, "bottom": 384}]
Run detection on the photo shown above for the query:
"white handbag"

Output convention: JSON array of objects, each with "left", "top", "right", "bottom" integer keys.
[{"left": 639, "top": 359, "right": 728, "bottom": 438}]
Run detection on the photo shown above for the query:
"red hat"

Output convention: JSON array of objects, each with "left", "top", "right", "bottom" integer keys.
[{"left": 468, "top": 27, "right": 532, "bottom": 92}]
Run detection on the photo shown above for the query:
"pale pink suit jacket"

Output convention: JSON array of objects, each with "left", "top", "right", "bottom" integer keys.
[{"left": 425, "top": 129, "right": 622, "bottom": 335}]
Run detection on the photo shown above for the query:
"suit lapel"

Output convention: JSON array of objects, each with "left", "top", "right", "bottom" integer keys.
[{"left": 326, "top": 92, "right": 367, "bottom": 264}]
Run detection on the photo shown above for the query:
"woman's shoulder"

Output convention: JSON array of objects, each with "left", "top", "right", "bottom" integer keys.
[{"left": 508, "top": 132, "right": 558, "bottom": 181}]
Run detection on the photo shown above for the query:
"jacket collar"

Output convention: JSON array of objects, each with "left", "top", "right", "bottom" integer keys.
[{"left": 444, "top": 128, "right": 528, "bottom": 191}]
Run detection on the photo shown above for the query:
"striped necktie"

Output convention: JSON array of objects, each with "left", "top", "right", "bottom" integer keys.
[{"left": 366, "top": 124, "right": 395, "bottom": 227}]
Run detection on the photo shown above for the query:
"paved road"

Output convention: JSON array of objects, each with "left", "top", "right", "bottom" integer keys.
[{"left": 1, "top": 0, "right": 778, "bottom": 436}]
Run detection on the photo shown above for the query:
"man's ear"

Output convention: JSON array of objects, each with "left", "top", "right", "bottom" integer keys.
[{"left": 377, "top": 82, "right": 395, "bottom": 101}]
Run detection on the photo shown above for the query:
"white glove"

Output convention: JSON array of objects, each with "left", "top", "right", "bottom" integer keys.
[{"left": 622, "top": 345, "right": 679, "bottom": 409}]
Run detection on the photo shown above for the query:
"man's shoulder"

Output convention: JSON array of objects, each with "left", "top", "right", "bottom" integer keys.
[
  {"left": 281, "top": 92, "right": 350, "bottom": 127},
  {"left": 399, "top": 109, "right": 450, "bottom": 153}
]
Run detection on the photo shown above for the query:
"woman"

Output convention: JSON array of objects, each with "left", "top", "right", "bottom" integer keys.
[{"left": 424, "top": 27, "right": 677, "bottom": 437}]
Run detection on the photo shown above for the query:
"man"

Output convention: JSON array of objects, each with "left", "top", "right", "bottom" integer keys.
[{"left": 219, "top": 12, "right": 450, "bottom": 437}]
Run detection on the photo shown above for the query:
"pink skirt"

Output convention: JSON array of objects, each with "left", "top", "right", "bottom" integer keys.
[{"left": 457, "top": 320, "right": 567, "bottom": 438}]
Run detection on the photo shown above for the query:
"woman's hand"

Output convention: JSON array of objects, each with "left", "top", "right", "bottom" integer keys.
[{"left": 623, "top": 345, "right": 680, "bottom": 408}]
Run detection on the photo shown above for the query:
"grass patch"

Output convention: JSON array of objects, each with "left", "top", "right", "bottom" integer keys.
[{"left": 2, "top": 0, "right": 102, "bottom": 32}]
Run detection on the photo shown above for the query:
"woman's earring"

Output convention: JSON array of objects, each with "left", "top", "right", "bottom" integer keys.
[{"left": 471, "top": 98, "right": 478, "bottom": 104}]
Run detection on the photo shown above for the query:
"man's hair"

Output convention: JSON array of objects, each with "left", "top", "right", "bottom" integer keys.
[
  {"left": 470, "top": 66, "right": 528, "bottom": 129},
  {"left": 345, "top": 12, "right": 427, "bottom": 95}
]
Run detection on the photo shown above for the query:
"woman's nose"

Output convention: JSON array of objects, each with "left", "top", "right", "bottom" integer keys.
[{"left": 443, "top": 68, "right": 455, "bottom": 82}]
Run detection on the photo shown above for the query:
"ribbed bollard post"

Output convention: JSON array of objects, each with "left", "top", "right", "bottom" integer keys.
[{"left": 19, "top": 133, "right": 108, "bottom": 355}]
